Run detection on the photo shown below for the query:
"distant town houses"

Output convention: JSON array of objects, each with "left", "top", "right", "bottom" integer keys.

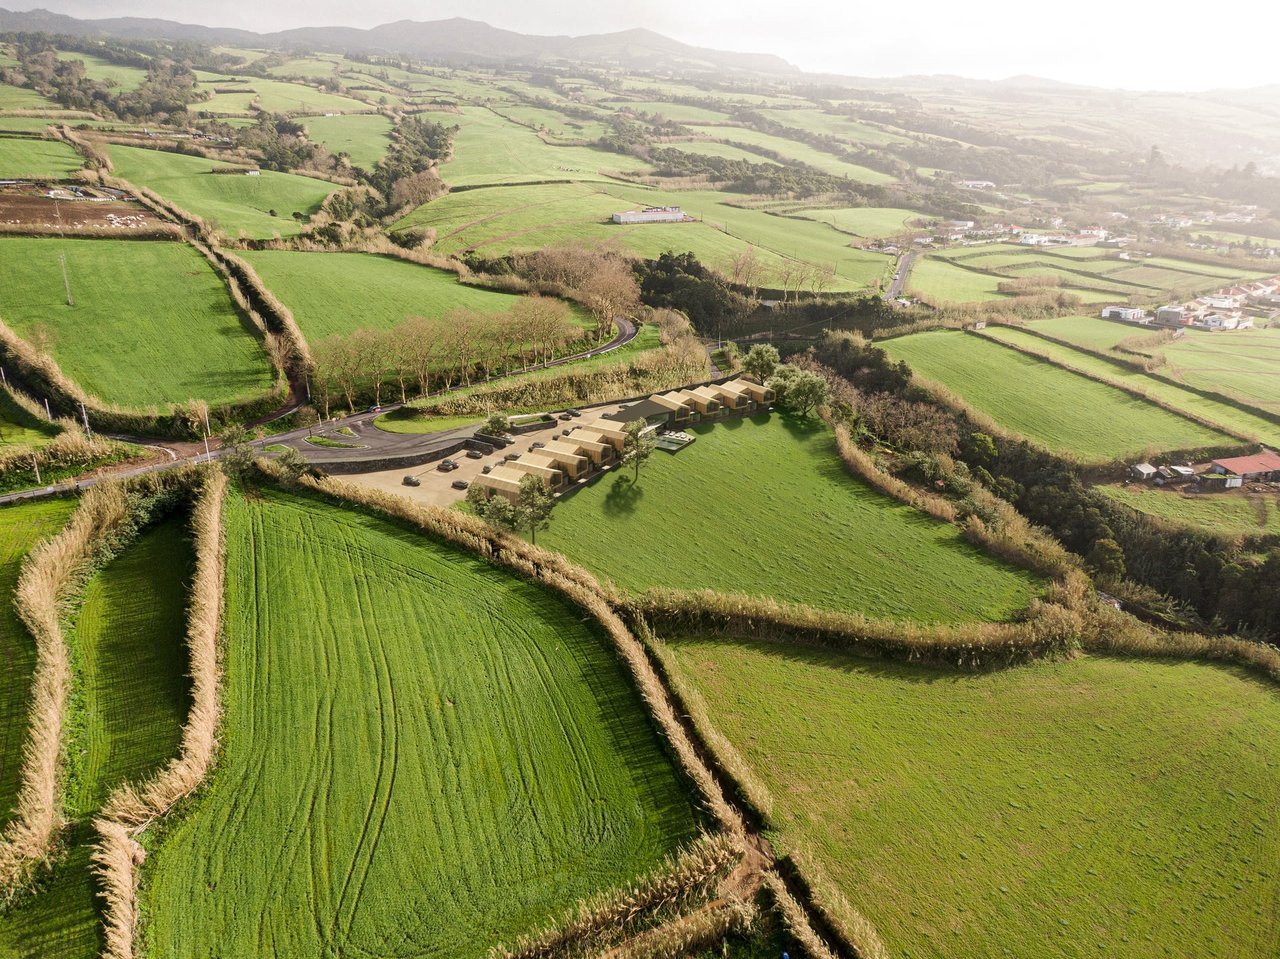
[
  {"left": 956, "top": 179, "right": 996, "bottom": 190},
  {"left": 1100, "top": 276, "right": 1279, "bottom": 331}
]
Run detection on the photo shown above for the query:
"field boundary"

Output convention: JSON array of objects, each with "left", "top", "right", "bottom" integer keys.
[{"left": 92, "top": 470, "right": 226, "bottom": 959}]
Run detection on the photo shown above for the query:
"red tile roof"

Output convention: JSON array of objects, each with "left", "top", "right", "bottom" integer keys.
[{"left": 1212, "top": 451, "right": 1280, "bottom": 475}]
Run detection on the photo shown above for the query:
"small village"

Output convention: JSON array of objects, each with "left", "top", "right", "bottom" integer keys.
[{"left": 1099, "top": 275, "right": 1280, "bottom": 331}]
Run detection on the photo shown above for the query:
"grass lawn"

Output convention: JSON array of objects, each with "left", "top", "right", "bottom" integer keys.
[
  {"left": 0, "top": 237, "right": 274, "bottom": 408},
  {"left": 139, "top": 490, "right": 701, "bottom": 957},
  {"left": 0, "top": 516, "right": 192, "bottom": 959},
  {"left": 303, "top": 113, "right": 393, "bottom": 171},
  {"left": 0, "top": 136, "right": 82, "bottom": 178},
  {"left": 1098, "top": 484, "right": 1280, "bottom": 536},
  {"left": 238, "top": 250, "right": 581, "bottom": 341},
  {"left": 882, "top": 331, "right": 1234, "bottom": 461},
  {"left": 0, "top": 498, "right": 75, "bottom": 829},
  {"left": 541, "top": 414, "right": 1041, "bottom": 623},
  {"left": 661, "top": 638, "right": 1280, "bottom": 959},
  {"left": 907, "top": 257, "right": 1008, "bottom": 303},
  {"left": 105, "top": 144, "right": 336, "bottom": 239},
  {"left": 980, "top": 325, "right": 1280, "bottom": 448}
]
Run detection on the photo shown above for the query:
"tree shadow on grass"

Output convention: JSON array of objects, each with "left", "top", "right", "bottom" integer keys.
[{"left": 602, "top": 473, "right": 644, "bottom": 516}]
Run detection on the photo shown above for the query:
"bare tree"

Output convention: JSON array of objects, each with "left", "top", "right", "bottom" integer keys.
[{"left": 579, "top": 258, "right": 641, "bottom": 341}]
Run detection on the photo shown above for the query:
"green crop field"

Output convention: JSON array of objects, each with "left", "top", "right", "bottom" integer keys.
[
  {"left": 882, "top": 331, "right": 1234, "bottom": 460},
  {"left": 1029, "top": 315, "right": 1142, "bottom": 352},
  {"left": 0, "top": 498, "right": 75, "bottom": 829},
  {"left": 0, "top": 516, "right": 192, "bottom": 959},
  {"left": 303, "top": 113, "right": 393, "bottom": 171},
  {"left": 441, "top": 106, "right": 649, "bottom": 186},
  {"left": 980, "top": 325, "right": 1280, "bottom": 447},
  {"left": 908, "top": 257, "right": 1008, "bottom": 302},
  {"left": 106, "top": 144, "right": 336, "bottom": 238},
  {"left": 239, "top": 250, "right": 588, "bottom": 341},
  {"left": 0, "top": 136, "right": 82, "bottom": 178},
  {"left": 0, "top": 237, "right": 274, "bottom": 408},
  {"left": 139, "top": 491, "right": 700, "bottom": 957},
  {"left": 541, "top": 414, "right": 1041, "bottom": 623},
  {"left": 1155, "top": 328, "right": 1280, "bottom": 415},
  {"left": 661, "top": 637, "right": 1280, "bottom": 959},
  {"left": 686, "top": 124, "right": 895, "bottom": 184},
  {"left": 1099, "top": 484, "right": 1280, "bottom": 536}
]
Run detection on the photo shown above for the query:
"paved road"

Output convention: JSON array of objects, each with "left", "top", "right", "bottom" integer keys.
[
  {"left": 0, "top": 318, "right": 640, "bottom": 506},
  {"left": 886, "top": 251, "right": 917, "bottom": 299}
]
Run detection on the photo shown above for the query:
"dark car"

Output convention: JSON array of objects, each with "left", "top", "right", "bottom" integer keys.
[
  {"left": 504, "top": 452, "right": 521, "bottom": 462},
  {"left": 451, "top": 479, "right": 469, "bottom": 491},
  {"left": 528, "top": 441, "right": 546, "bottom": 451},
  {"left": 558, "top": 412, "right": 572, "bottom": 421},
  {"left": 367, "top": 404, "right": 382, "bottom": 414},
  {"left": 436, "top": 460, "right": 458, "bottom": 472},
  {"left": 481, "top": 465, "right": 494, "bottom": 474},
  {"left": 402, "top": 475, "right": 421, "bottom": 487},
  {"left": 567, "top": 408, "right": 582, "bottom": 417},
  {"left": 465, "top": 449, "right": 484, "bottom": 459}
]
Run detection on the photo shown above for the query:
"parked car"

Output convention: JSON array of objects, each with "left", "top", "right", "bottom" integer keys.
[
  {"left": 504, "top": 452, "right": 521, "bottom": 462},
  {"left": 528, "top": 441, "right": 546, "bottom": 451},
  {"left": 481, "top": 465, "right": 493, "bottom": 474},
  {"left": 558, "top": 412, "right": 572, "bottom": 421},
  {"left": 436, "top": 460, "right": 458, "bottom": 472},
  {"left": 567, "top": 408, "right": 582, "bottom": 417},
  {"left": 402, "top": 475, "right": 421, "bottom": 487},
  {"left": 451, "top": 479, "right": 469, "bottom": 491},
  {"left": 367, "top": 404, "right": 382, "bottom": 414},
  {"left": 465, "top": 449, "right": 483, "bottom": 459}
]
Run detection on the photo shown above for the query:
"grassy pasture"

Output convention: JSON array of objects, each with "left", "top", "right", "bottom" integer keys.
[
  {"left": 882, "top": 331, "right": 1233, "bottom": 460},
  {"left": 793, "top": 206, "right": 924, "bottom": 237},
  {"left": 542, "top": 414, "right": 1041, "bottom": 623},
  {"left": 0, "top": 236, "right": 274, "bottom": 407},
  {"left": 192, "top": 76, "right": 369, "bottom": 114},
  {"left": 1029, "top": 315, "right": 1142, "bottom": 352},
  {"left": 238, "top": 250, "right": 587, "bottom": 341},
  {"left": 0, "top": 387, "right": 60, "bottom": 451},
  {"left": 140, "top": 490, "right": 700, "bottom": 957},
  {"left": 303, "top": 113, "right": 393, "bottom": 171},
  {"left": 0, "top": 498, "right": 75, "bottom": 829},
  {"left": 908, "top": 257, "right": 1008, "bottom": 302},
  {"left": 756, "top": 108, "right": 910, "bottom": 146},
  {"left": 0, "top": 136, "right": 82, "bottom": 178},
  {"left": 1156, "top": 327, "right": 1280, "bottom": 415},
  {"left": 54, "top": 51, "right": 148, "bottom": 91},
  {"left": 607, "top": 100, "right": 732, "bottom": 123},
  {"left": 662, "top": 637, "right": 1280, "bottom": 959},
  {"left": 492, "top": 104, "right": 609, "bottom": 142},
  {"left": 1099, "top": 483, "right": 1280, "bottom": 536},
  {"left": 982, "top": 325, "right": 1280, "bottom": 446},
  {"left": 0, "top": 82, "right": 58, "bottom": 110},
  {"left": 686, "top": 124, "right": 894, "bottom": 184},
  {"left": 106, "top": 144, "right": 336, "bottom": 238},
  {"left": 663, "top": 140, "right": 782, "bottom": 165},
  {"left": 0, "top": 516, "right": 192, "bottom": 959}
]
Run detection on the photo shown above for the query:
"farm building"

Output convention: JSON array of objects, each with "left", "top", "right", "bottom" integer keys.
[
  {"left": 612, "top": 206, "right": 686, "bottom": 224},
  {"left": 1101, "top": 306, "right": 1148, "bottom": 323},
  {"left": 1131, "top": 463, "right": 1158, "bottom": 481},
  {"left": 1208, "top": 451, "right": 1280, "bottom": 482},
  {"left": 1155, "top": 305, "right": 1188, "bottom": 326}
]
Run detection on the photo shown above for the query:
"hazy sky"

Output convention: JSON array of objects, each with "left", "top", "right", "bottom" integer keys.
[{"left": 19, "top": 1, "right": 1280, "bottom": 91}]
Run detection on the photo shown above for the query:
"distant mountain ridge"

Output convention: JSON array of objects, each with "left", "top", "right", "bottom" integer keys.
[{"left": 0, "top": 8, "right": 798, "bottom": 74}]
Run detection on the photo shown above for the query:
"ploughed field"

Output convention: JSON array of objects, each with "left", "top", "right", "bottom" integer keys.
[
  {"left": 540, "top": 414, "right": 1042, "bottom": 623},
  {"left": 105, "top": 144, "right": 336, "bottom": 239},
  {"left": 661, "top": 636, "right": 1280, "bottom": 959},
  {"left": 882, "top": 330, "right": 1235, "bottom": 461},
  {"left": 139, "top": 491, "right": 700, "bottom": 957},
  {"left": 0, "top": 516, "right": 193, "bottom": 959},
  {"left": 0, "top": 236, "right": 274, "bottom": 407}
]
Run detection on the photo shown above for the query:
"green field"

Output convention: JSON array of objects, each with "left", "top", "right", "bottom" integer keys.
[
  {"left": 54, "top": 51, "right": 149, "bottom": 91},
  {"left": 0, "top": 387, "right": 60, "bottom": 451},
  {"left": 755, "top": 108, "right": 910, "bottom": 146},
  {"left": 140, "top": 491, "right": 700, "bottom": 957},
  {"left": 792, "top": 206, "right": 924, "bottom": 238},
  {"left": 883, "top": 331, "right": 1234, "bottom": 460},
  {"left": 105, "top": 144, "right": 336, "bottom": 238},
  {"left": 662, "top": 638, "right": 1280, "bottom": 959},
  {"left": 607, "top": 100, "right": 732, "bottom": 123},
  {"left": 0, "top": 136, "right": 82, "bottom": 178},
  {"left": 192, "top": 75, "right": 369, "bottom": 114},
  {"left": 686, "top": 124, "right": 895, "bottom": 184},
  {"left": 981, "top": 325, "right": 1280, "bottom": 447},
  {"left": 303, "top": 113, "right": 393, "bottom": 171},
  {"left": 1099, "top": 484, "right": 1280, "bottom": 536},
  {"left": 1156, "top": 327, "right": 1280, "bottom": 415},
  {"left": 664, "top": 140, "right": 782, "bottom": 165},
  {"left": 1029, "top": 314, "right": 1140, "bottom": 352},
  {"left": 0, "top": 82, "right": 58, "bottom": 110},
  {"left": 396, "top": 182, "right": 890, "bottom": 292},
  {"left": 908, "top": 257, "right": 1008, "bottom": 302},
  {"left": 0, "top": 498, "right": 75, "bottom": 829},
  {"left": 0, "top": 516, "right": 192, "bottom": 959},
  {"left": 238, "top": 250, "right": 584, "bottom": 342},
  {"left": 541, "top": 414, "right": 1041, "bottom": 623},
  {"left": 0, "top": 237, "right": 273, "bottom": 407}
]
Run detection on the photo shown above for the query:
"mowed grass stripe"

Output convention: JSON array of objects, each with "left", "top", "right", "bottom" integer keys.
[
  {"left": 541, "top": 414, "right": 1042, "bottom": 623},
  {"left": 0, "top": 498, "right": 75, "bottom": 829},
  {"left": 662, "top": 637, "right": 1280, "bottom": 959},
  {"left": 882, "top": 330, "right": 1233, "bottom": 460},
  {"left": 0, "top": 515, "right": 194, "bottom": 959},
  {"left": 0, "top": 236, "right": 274, "bottom": 407},
  {"left": 141, "top": 491, "right": 699, "bottom": 958}
]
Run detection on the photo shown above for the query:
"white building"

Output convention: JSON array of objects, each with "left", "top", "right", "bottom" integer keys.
[
  {"left": 1101, "top": 306, "right": 1147, "bottom": 323},
  {"left": 612, "top": 207, "right": 686, "bottom": 225}
]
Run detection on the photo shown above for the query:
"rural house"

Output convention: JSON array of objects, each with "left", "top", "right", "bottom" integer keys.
[{"left": 1208, "top": 451, "right": 1280, "bottom": 482}]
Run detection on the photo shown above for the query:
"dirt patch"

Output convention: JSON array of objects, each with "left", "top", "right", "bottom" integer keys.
[{"left": 0, "top": 184, "right": 159, "bottom": 230}]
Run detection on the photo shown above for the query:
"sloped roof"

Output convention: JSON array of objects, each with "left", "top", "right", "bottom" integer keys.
[{"left": 1212, "top": 451, "right": 1280, "bottom": 475}]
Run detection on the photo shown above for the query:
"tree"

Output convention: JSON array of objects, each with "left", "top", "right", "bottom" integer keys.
[
  {"left": 482, "top": 413, "right": 510, "bottom": 436},
  {"left": 742, "top": 343, "right": 780, "bottom": 381},
  {"left": 219, "top": 424, "right": 256, "bottom": 486},
  {"left": 620, "top": 420, "right": 656, "bottom": 483},
  {"left": 1087, "top": 538, "right": 1126, "bottom": 583},
  {"left": 275, "top": 446, "right": 310, "bottom": 487},
  {"left": 768, "top": 365, "right": 830, "bottom": 417},
  {"left": 466, "top": 483, "right": 520, "bottom": 533},
  {"left": 515, "top": 474, "right": 556, "bottom": 545},
  {"left": 579, "top": 257, "right": 641, "bottom": 341}
]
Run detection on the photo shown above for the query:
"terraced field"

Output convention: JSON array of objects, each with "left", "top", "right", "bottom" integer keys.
[
  {"left": 907, "top": 257, "right": 1008, "bottom": 303},
  {"left": 0, "top": 236, "right": 274, "bottom": 407},
  {"left": 661, "top": 638, "right": 1280, "bottom": 959},
  {"left": 1156, "top": 327, "right": 1280, "bottom": 415},
  {"left": 883, "top": 330, "right": 1235, "bottom": 460},
  {"left": 0, "top": 136, "right": 82, "bottom": 178},
  {"left": 0, "top": 516, "right": 193, "bottom": 959},
  {"left": 542, "top": 414, "right": 1042, "bottom": 623},
  {"left": 239, "top": 250, "right": 589, "bottom": 341},
  {"left": 140, "top": 491, "right": 700, "bottom": 957},
  {"left": 105, "top": 144, "right": 336, "bottom": 238}
]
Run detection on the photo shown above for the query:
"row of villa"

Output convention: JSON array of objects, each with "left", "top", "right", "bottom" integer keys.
[{"left": 474, "top": 376, "right": 774, "bottom": 501}]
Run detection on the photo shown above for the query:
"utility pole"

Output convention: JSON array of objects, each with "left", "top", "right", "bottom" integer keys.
[
  {"left": 79, "top": 400, "right": 90, "bottom": 435},
  {"left": 43, "top": 398, "right": 51, "bottom": 420},
  {"left": 31, "top": 453, "right": 39, "bottom": 485},
  {"left": 1, "top": 367, "right": 6, "bottom": 386},
  {"left": 59, "top": 254, "right": 73, "bottom": 307}
]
